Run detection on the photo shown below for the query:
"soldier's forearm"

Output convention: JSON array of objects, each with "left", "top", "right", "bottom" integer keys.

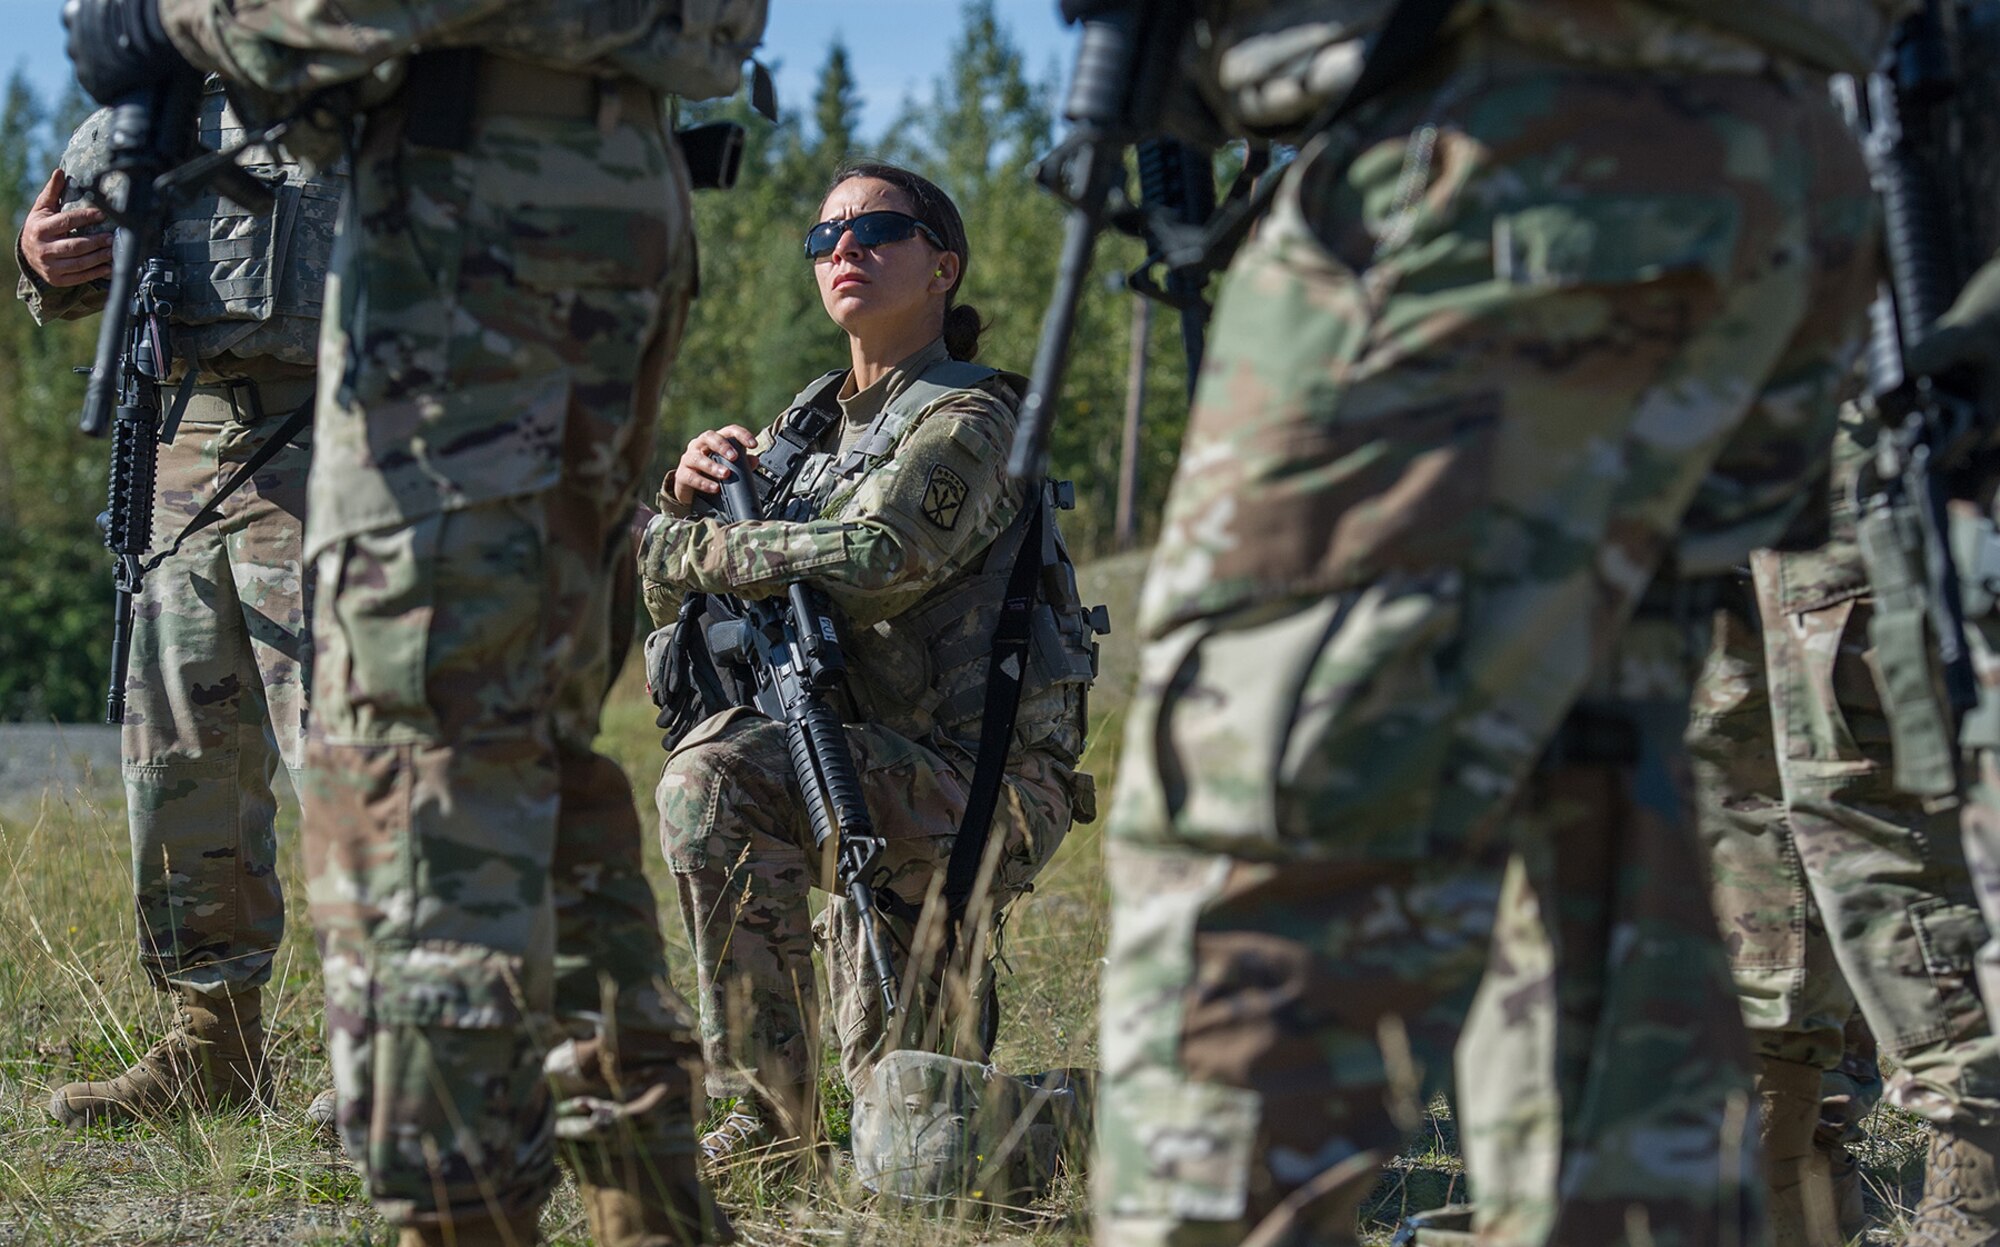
[{"left": 14, "top": 239, "right": 102, "bottom": 324}]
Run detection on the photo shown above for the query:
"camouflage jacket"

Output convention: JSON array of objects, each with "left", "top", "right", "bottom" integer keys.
[
  {"left": 641, "top": 338, "right": 1091, "bottom": 772},
  {"left": 158, "top": 0, "right": 767, "bottom": 115},
  {"left": 1201, "top": 0, "right": 1912, "bottom": 137},
  {"left": 15, "top": 83, "right": 341, "bottom": 395}
]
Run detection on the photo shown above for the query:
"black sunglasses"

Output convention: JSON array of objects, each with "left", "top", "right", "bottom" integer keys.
[{"left": 804, "top": 210, "right": 946, "bottom": 260}]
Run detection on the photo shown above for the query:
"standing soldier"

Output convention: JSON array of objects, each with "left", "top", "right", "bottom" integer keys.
[
  {"left": 59, "top": 0, "right": 764, "bottom": 1244},
  {"left": 16, "top": 91, "right": 333, "bottom": 1129},
  {"left": 1087, "top": 1, "right": 1885, "bottom": 1244},
  {"left": 1439, "top": 13, "right": 2000, "bottom": 1241},
  {"left": 1691, "top": 405, "right": 2000, "bottom": 1247}
]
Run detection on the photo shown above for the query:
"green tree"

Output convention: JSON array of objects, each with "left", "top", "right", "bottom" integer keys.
[
  {"left": 812, "top": 41, "right": 860, "bottom": 164},
  {"left": 655, "top": 1, "right": 1199, "bottom": 553},
  {"left": 0, "top": 72, "right": 107, "bottom": 721}
]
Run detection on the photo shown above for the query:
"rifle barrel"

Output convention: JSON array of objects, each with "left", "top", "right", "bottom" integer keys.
[
  {"left": 105, "top": 562, "right": 136, "bottom": 724},
  {"left": 850, "top": 880, "right": 900, "bottom": 1017},
  {"left": 1010, "top": 151, "right": 1113, "bottom": 480},
  {"left": 81, "top": 230, "right": 143, "bottom": 437}
]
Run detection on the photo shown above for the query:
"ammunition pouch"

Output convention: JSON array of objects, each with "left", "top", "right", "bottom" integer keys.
[
  {"left": 1953, "top": 506, "right": 2000, "bottom": 756},
  {"left": 1856, "top": 481, "right": 1961, "bottom": 797}
]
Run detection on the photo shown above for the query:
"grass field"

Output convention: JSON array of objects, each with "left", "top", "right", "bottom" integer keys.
[{"left": 0, "top": 551, "right": 1940, "bottom": 1244}]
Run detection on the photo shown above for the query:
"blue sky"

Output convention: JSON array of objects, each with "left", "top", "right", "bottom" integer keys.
[{"left": 2, "top": 0, "right": 1078, "bottom": 141}]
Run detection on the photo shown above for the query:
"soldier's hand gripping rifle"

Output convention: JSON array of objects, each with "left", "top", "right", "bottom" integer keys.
[
  {"left": 72, "top": 71, "right": 276, "bottom": 724},
  {"left": 1840, "top": 0, "right": 1986, "bottom": 764},
  {"left": 700, "top": 444, "right": 900, "bottom": 1017}
]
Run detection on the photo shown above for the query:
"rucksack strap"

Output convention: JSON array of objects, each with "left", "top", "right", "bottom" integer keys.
[
  {"left": 942, "top": 491, "right": 1046, "bottom": 919},
  {"left": 140, "top": 382, "right": 313, "bottom": 576},
  {"left": 756, "top": 371, "right": 847, "bottom": 509},
  {"left": 833, "top": 360, "right": 1016, "bottom": 480}
]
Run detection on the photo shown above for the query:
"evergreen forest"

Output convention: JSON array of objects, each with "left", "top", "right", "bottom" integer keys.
[{"left": 0, "top": 1, "right": 1198, "bottom": 721}]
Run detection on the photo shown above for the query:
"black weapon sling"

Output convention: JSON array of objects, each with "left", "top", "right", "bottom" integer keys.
[
  {"left": 941, "top": 494, "right": 1047, "bottom": 923},
  {"left": 139, "top": 383, "right": 314, "bottom": 576}
]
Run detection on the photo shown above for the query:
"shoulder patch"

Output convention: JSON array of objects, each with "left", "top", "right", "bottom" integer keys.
[{"left": 921, "top": 464, "right": 969, "bottom": 530}]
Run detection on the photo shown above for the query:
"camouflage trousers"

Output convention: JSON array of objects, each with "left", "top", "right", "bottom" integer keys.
[
  {"left": 124, "top": 381, "right": 312, "bottom": 1001},
  {"left": 1456, "top": 877, "right": 1889, "bottom": 1247},
  {"left": 1095, "top": 35, "right": 1877, "bottom": 1247},
  {"left": 1959, "top": 541, "right": 2000, "bottom": 1039},
  {"left": 1690, "top": 553, "right": 2000, "bottom": 1127},
  {"left": 657, "top": 710, "right": 1072, "bottom": 1118},
  {"left": 303, "top": 96, "right": 702, "bottom": 1228}
]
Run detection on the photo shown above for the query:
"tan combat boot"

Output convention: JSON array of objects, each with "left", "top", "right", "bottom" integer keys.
[
  {"left": 697, "top": 1107, "right": 771, "bottom": 1166},
  {"left": 396, "top": 1208, "right": 541, "bottom": 1247},
  {"left": 1756, "top": 1056, "right": 1844, "bottom": 1247},
  {"left": 49, "top": 989, "right": 268, "bottom": 1126},
  {"left": 577, "top": 1148, "right": 735, "bottom": 1247},
  {"left": 1906, "top": 1122, "right": 2000, "bottom": 1247}
]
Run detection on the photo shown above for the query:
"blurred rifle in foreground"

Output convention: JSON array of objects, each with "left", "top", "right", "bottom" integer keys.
[{"left": 1009, "top": 0, "right": 1460, "bottom": 481}]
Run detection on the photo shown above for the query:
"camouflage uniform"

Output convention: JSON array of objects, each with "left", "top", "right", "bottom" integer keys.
[
  {"left": 158, "top": 0, "right": 765, "bottom": 1233},
  {"left": 640, "top": 337, "right": 1093, "bottom": 1122},
  {"left": 16, "top": 89, "right": 328, "bottom": 1010},
  {"left": 1095, "top": 2, "right": 1887, "bottom": 1242},
  {"left": 1460, "top": 416, "right": 2000, "bottom": 1247},
  {"left": 1691, "top": 412, "right": 2000, "bottom": 1128}
]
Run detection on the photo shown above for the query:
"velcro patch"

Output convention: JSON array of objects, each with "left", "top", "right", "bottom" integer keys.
[{"left": 921, "top": 464, "right": 969, "bottom": 530}]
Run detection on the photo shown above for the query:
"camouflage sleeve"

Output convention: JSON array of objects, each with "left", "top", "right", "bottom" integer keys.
[
  {"left": 639, "top": 421, "right": 781, "bottom": 628},
  {"left": 639, "top": 386, "right": 1024, "bottom": 629},
  {"left": 16, "top": 115, "right": 116, "bottom": 325},
  {"left": 14, "top": 234, "right": 103, "bottom": 324},
  {"left": 159, "top": 0, "right": 509, "bottom": 95},
  {"left": 15, "top": 233, "right": 106, "bottom": 321}
]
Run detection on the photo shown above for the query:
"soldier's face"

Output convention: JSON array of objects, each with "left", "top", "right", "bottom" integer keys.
[{"left": 813, "top": 178, "right": 958, "bottom": 344}]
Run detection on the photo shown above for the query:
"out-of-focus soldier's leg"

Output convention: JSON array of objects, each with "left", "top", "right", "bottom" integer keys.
[
  {"left": 1093, "top": 40, "right": 1874, "bottom": 1247},
  {"left": 52, "top": 396, "right": 311, "bottom": 1128},
  {"left": 305, "top": 92, "right": 714, "bottom": 1240}
]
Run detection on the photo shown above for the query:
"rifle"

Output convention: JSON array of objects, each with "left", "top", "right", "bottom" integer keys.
[
  {"left": 1839, "top": 0, "right": 1985, "bottom": 778},
  {"left": 74, "top": 72, "right": 275, "bottom": 724},
  {"left": 1133, "top": 138, "right": 1222, "bottom": 396},
  {"left": 698, "top": 445, "right": 900, "bottom": 1018},
  {"left": 1008, "top": 0, "right": 1460, "bottom": 481},
  {"left": 1007, "top": 0, "right": 1216, "bottom": 481}
]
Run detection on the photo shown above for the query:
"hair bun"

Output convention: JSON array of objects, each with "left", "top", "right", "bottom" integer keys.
[{"left": 943, "top": 303, "right": 984, "bottom": 361}]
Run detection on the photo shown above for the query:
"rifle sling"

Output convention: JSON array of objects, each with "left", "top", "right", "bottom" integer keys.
[
  {"left": 942, "top": 496, "right": 1047, "bottom": 922},
  {"left": 141, "top": 394, "right": 313, "bottom": 576}
]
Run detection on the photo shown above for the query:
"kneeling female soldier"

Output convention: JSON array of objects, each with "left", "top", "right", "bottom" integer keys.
[{"left": 638, "top": 161, "right": 1100, "bottom": 1159}]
